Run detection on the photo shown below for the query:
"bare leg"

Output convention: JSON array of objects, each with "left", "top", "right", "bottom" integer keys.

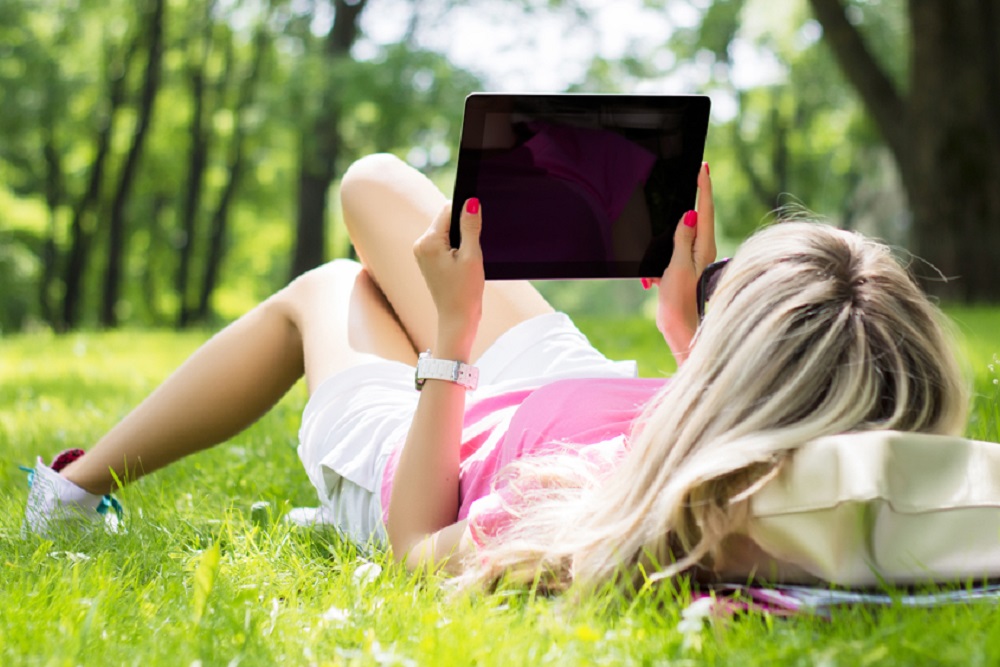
[
  {"left": 55, "top": 154, "right": 552, "bottom": 496},
  {"left": 59, "top": 260, "right": 414, "bottom": 495},
  {"left": 340, "top": 153, "right": 555, "bottom": 361}
]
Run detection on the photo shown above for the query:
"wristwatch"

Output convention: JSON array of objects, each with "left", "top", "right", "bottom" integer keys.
[{"left": 415, "top": 351, "right": 479, "bottom": 391}]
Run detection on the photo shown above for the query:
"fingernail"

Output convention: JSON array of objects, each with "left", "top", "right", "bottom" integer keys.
[
  {"left": 641, "top": 278, "right": 651, "bottom": 290},
  {"left": 466, "top": 198, "right": 480, "bottom": 215},
  {"left": 704, "top": 162, "right": 710, "bottom": 176},
  {"left": 683, "top": 210, "right": 698, "bottom": 228}
]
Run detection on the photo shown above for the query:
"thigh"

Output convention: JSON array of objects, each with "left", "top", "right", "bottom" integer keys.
[
  {"left": 276, "top": 259, "right": 417, "bottom": 393},
  {"left": 339, "top": 153, "right": 555, "bottom": 362}
]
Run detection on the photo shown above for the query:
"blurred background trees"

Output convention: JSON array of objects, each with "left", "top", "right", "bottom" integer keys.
[{"left": 1, "top": 0, "right": 996, "bottom": 334}]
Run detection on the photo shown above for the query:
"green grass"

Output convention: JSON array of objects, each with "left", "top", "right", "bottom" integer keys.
[
  {"left": 2, "top": 312, "right": 999, "bottom": 666},
  {"left": 944, "top": 306, "right": 1000, "bottom": 443}
]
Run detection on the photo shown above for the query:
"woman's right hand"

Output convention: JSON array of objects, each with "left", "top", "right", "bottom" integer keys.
[
  {"left": 391, "top": 198, "right": 484, "bottom": 567},
  {"left": 649, "top": 164, "right": 715, "bottom": 364},
  {"left": 412, "top": 198, "right": 485, "bottom": 358}
]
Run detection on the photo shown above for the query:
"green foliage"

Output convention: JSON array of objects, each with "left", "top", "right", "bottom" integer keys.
[
  {"left": 0, "top": 0, "right": 487, "bottom": 331},
  {"left": 0, "top": 233, "right": 39, "bottom": 333},
  {"left": 584, "top": 0, "right": 910, "bottom": 241},
  {"left": 2, "top": 315, "right": 999, "bottom": 665},
  {"left": 337, "top": 43, "right": 481, "bottom": 174},
  {"left": 1, "top": 0, "right": 985, "bottom": 333},
  {"left": 669, "top": 0, "right": 746, "bottom": 64},
  {"left": 575, "top": 312, "right": 678, "bottom": 377}
]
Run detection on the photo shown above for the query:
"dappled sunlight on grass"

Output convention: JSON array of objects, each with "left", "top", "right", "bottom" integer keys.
[{"left": 2, "top": 317, "right": 1000, "bottom": 664}]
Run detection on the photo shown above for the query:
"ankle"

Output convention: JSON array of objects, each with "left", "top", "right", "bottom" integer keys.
[
  {"left": 55, "top": 452, "right": 112, "bottom": 496},
  {"left": 57, "top": 465, "right": 108, "bottom": 496}
]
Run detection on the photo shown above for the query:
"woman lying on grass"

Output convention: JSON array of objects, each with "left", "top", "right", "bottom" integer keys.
[{"left": 22, "top": 154, "right": 968, "bottom": 593}]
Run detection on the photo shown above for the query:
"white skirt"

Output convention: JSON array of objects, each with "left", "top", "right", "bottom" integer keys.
[{"left": 296, "top": 312, "right": 638, "bottom": 546}]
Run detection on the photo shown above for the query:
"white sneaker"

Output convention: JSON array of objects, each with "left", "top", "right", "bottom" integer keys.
[{"left": 21, "top": 455, "right": 122, "bottom": 538}]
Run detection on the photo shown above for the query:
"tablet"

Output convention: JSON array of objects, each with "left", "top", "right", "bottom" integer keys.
[{"left": 450, "top": 93, "right": 711, "bottom": 279}]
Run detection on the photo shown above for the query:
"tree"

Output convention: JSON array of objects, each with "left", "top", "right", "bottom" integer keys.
[
  {"left": 809, "top": 0, "right": 1000, "bottom": 301},
  {"left": 649, "top": 0, "right": 879, "bottom": 240},
  {"left": 174, "top": 0, "right": 218, "bottom": 328},
  {"left": 61, "top": 35, "right": 138, "bottom": 330},
  {"left": 193, "top": 18, "right": 271, "bottom": 322},
  {"left": 288, "top": 0, "right": 368, "bottom": 280},
  {"left": 0, "top": 0, "right": 553, "bottom": 331},
  {"left": 100, "top": 0, "right": 166, "bottom": 327}
]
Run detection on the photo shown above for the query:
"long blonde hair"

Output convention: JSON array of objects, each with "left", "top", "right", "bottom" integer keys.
[{"left": 460, "top": 222, "right": 969, "bottom": 593}]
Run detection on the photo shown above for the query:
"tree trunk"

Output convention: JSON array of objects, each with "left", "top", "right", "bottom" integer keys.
[
  {"left": 175, "top": 0, "right": 215, "bottom": 328},
  {"left": 61, "top": 39, "right": 136, "bottom": 330},
  {"left": 194, "top": 23, "right": 269, "bottom": 322},
  {"left": 100, "top": 0, "right": 165, "bottom": 327},
  {"left": 809, "top": 0, "right": 1000, "bottom": 301},
  {"left": 39, "top": 116, "right": 63, "bottom": 327},
  {"left": 141, "top": 193, "right": 171, "bottom": 324},
  {"left": 905, "top": 0, "right": 1000, "bottom": 301},
  {"left": 288, "top": 0, "right": 367, "bottom": 280}
]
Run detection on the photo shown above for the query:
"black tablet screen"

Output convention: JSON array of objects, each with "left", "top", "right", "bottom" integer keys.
[{"left": 450, "top": 94, "right": 711, "bottom": 279}]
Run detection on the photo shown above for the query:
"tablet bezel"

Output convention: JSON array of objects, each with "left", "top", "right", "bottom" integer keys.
[{"left": 450, "top": 93, "right": 711, "bottom": 280}]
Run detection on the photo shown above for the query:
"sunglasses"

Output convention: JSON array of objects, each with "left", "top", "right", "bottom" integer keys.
[{"left": 696, "top": 258, "right": 730, "bottom": 320}]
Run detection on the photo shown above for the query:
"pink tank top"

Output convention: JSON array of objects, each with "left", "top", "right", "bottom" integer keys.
[{"left": 379, "top": 378, "right": 666, "bottom": 537}]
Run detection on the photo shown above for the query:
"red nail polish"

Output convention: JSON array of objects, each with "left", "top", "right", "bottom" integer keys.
[
  {"left": 704, "top": 162, "right": 710, "bottom": 176},
  {"left": 683, "top": 210, "right": 698, "bottom": 228},
  {"left": 641, "top": 278, "right": 651, "bottom": 290},
  {"left": 466, "top": 198, "right": 480, "bottom": 215}
]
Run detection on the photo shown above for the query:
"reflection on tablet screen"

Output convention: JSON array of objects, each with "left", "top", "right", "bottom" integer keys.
[{"left": 452, "top": 94, "right": 710, "bottom": 280}]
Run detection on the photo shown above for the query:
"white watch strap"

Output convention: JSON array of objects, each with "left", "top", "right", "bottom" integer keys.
[{"left": 415, "top": 352, "right": 479, "bottom": 390}]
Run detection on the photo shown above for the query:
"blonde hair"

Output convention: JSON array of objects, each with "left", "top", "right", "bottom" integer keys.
[{"left": 459, "top": 222, "right": 969, "bottom": 593}]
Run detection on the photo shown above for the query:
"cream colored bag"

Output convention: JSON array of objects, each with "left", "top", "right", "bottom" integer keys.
[{"left": 748, "top": 430, "right": 1000, "bottom": 586}]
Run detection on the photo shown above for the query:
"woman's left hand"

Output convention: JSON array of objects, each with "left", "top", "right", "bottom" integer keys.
[
  {"left": 413, "top": 198, "right": 485, "bottom": 356},
  {"left": 650, "top": 164, "right": 715, "bottom": 364}
]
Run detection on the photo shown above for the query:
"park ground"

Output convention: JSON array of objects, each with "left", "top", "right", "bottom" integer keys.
[{"left": 1, "top": 309, "right": 999, "bottom": 666}]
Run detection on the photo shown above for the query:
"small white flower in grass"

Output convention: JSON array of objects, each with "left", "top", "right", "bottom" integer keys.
[
  {"left": 353, "top": 562, "right": 382, "bottom": 586},
  {"left": 321, "top": 606, "right": 351, "bottom": 625},
  {"left": 677, "top": 596, "right": 715, "bottom": 651},
  {"left": 678, "top": 596, "right": 713, "bottom": 629},
  {"left": 49, "top": 551, "right": 91, "bottom": 563},
  {"left": 335, "top": 647, "right": 364, "bottom": 661},
  {"left": 370, "top": 641, "right": 416, "bottom": 667}
]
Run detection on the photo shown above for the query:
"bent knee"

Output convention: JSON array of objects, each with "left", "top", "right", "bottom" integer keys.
[
  {"left": 340, "top": 153, "right": 408, "bottom": 204},
  {"left": 273, "top": 259, "right": 364, "bottom": 313}
]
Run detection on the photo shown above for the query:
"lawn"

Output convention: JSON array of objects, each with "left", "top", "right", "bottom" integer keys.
[{"left": 1, "top": 309, "right": 999, "bottom": 666}]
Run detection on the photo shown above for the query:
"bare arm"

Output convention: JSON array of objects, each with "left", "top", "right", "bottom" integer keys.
[
  {"left": 651, "top": 163, "right": 716, "bottom": 364},
  {"left": 403, "top": 519, "right": 475, "bottom": 573},
  {"left": 386, "top": 199, "right": 484, "bottom": 571}
]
